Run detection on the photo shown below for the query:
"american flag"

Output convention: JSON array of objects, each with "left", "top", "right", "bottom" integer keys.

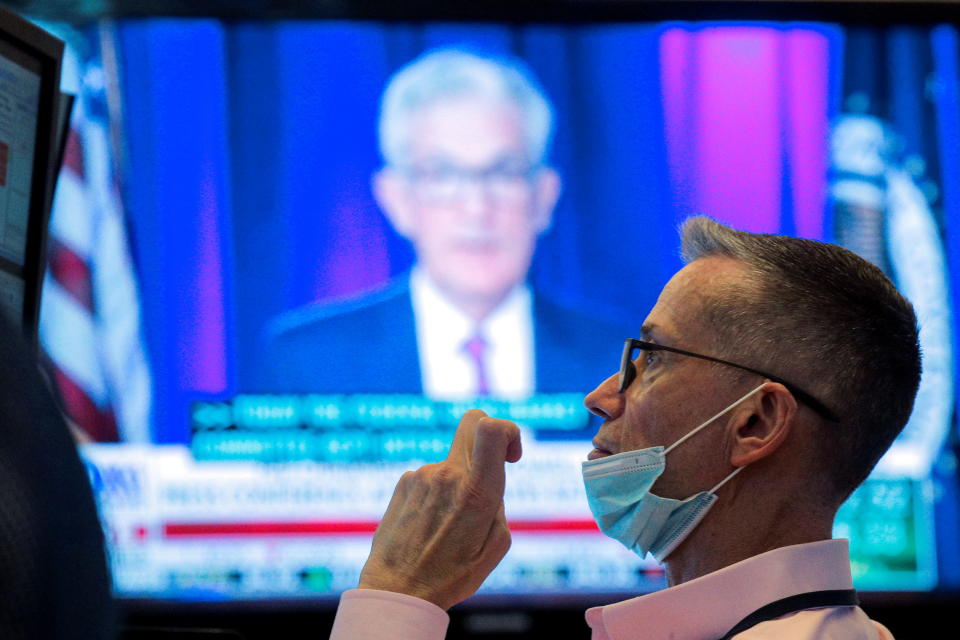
[{"left": 40, "top": 32, "right": 151, "bottom": 443}]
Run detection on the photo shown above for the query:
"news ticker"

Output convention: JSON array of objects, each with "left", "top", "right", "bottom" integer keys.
[
  {"left": 82, "top": 442, "right": 937, "bottom": 599},
  {"left": 190, "top": 394, "right": 590, "bottom": 463}
]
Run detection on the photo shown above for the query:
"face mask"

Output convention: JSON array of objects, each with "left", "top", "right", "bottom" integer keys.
[{"left": 581, "top": 384, "right": 764, "bottom": 563}]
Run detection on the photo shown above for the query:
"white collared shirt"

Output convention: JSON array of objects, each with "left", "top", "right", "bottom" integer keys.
[{"left": 409, "top": 267, "right": 534, "bottom": 400}]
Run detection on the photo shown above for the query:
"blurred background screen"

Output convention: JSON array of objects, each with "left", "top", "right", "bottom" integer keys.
[{"left": 28, "top": 3, "right": 960, "bottom": 606}]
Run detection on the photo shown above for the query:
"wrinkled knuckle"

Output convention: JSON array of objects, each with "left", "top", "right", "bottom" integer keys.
[
  {"left": 463, "top": 408, "right": 486, "bottom": 421},
  {"left": 459, "top": 480, "right": 496, "bottom": 512},
  {"left": 431, "top": 464, "right": 461, "bottom": 489},
  {"left": 475, "top": 416, "right": 498, "bottom": 430},
  {"left": 478, "top": 417, "right": 516, "bottom": 440},
  {"left": 397, "top": 470, "right": 417, "bottom": 489},
  {"left": 500, "top": 529, "right": 513, "bottom": 554},
  {"left": 490, "top": 525, "right": 512, "bottom": 558},
  {"left": 419, "top": 462, "right": 441, "bottom": 475},
  {"left": 474, "top": 420, "right": 499, "bottom": 443},
  {"left": 406, "top": 465, "right": 439, "bottom": 489}
]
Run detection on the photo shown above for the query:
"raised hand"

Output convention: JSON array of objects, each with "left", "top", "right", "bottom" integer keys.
[{"left": 358, "top": 409, "right": 523, "bottom": 610}]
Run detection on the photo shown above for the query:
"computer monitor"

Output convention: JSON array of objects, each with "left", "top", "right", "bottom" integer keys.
[
  {"left": 45, "top": 0, "right": 957, "bottom": 617},
  {"left": 0, "top": 6, "right": 62, "bottom": 344}
]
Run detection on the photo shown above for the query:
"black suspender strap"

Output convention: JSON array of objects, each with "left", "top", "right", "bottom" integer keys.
[{"left": 717, "top": 589, "right": 859, "bottom": 640}]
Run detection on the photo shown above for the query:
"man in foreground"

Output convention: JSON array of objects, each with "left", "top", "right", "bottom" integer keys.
[{"left": 330, "top": 216, "right": 919, "bottom": 639}]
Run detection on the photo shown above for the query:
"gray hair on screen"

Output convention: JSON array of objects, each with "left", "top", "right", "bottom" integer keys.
[
  {"left": 679, "top": 216, "right": 921, "bottom": 499},
  {"left": 378, "top": 48, "right": 554, "bottom": 167}
]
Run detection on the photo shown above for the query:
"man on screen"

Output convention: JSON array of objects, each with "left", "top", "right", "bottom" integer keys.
[
  {"left": 329, "top": 217, "right": 916, "bottom": 639},
  {"left": 261, "top": 48, "right": 629, "bottom": 398}
]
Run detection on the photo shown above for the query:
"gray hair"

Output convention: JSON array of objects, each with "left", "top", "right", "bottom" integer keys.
[
  {"left": 378, "top": 48, "right": 554, "bottom": 167},
  {"left": 679, "top": 216, "right": 921, "bottom": 499}
]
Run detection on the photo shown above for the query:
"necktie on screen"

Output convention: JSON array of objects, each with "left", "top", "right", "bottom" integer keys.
[{"left": 463, "top": 333, "right": 491, "bottom": 397}]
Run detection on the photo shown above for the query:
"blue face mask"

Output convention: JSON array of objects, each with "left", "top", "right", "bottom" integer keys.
[{"left": 581, "top": 385, "right": 764, "bottom": 563}]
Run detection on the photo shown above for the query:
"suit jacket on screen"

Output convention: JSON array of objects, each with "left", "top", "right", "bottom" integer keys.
[{"left": 258, "top": 274, "right": 632, "bottom": 395}]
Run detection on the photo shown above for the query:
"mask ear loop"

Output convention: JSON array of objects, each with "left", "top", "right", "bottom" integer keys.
[
  {"left": 710, "top": 464, "right": 746, "bottom": 495},
  {"left": 664, "top": 384, "right": 766, "bottom": 455}
]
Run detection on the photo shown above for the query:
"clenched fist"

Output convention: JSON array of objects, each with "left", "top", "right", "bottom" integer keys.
[{"left": 358, "top": 409, "right": 523, "bottom": 610}]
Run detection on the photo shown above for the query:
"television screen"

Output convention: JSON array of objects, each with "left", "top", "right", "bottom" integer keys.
[{"left": 41, "top": 15, "right": 958, "bottom": 602}]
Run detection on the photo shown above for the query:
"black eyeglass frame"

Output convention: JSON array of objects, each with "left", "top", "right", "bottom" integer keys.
[{"left": 619, "top": 338, "right": 839, "bottom": 422}]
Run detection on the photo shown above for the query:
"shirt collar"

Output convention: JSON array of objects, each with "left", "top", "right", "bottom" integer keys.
[{"left": 586, "top": 539, "right": 854, "bottom": 640}]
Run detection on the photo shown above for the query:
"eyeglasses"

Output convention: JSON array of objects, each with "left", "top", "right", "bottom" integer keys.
[
  {"left": 619, "top": 338, "right": 839, "bottom": 422},
  {"left": 402, "top": 162, "right": 539, "bottom": 204}
]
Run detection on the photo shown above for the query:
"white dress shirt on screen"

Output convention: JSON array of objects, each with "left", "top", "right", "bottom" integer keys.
[{"left": 410, "top": 267, "right": 534, "bottom": 400}]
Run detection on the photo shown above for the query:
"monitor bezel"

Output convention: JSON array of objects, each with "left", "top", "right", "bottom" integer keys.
[
  {"left": 0, "top": 6, "right": 62, "bottom": 348},
  {"left": 14, "top": 0, "right": 960, "bottom": 24}
]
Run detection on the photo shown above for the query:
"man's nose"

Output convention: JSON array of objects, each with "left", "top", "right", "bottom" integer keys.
[
  {"left": 457, "top": 176, "right": 497, "bottom": 222},
  {"left": 584, "top": 372, "right": 625, "bottom": 422}
]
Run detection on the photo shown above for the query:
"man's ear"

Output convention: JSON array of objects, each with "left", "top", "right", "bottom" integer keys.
[
  {"left": 373, "top": 167, "right": 416, "bottom": 240},
  {"left": 531, "top": 167, "right": 561, "bottom": 234},
  {"left": 728, "top": 382, "right": 797, "bottom": 468}
]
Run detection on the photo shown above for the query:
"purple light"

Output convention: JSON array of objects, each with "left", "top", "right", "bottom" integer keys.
[
  {"left": 180, "top": 169, "right": 228, "bottom": 392},
  {"left": 661, "top": 25, "right": 831, "bottom": 239}
]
